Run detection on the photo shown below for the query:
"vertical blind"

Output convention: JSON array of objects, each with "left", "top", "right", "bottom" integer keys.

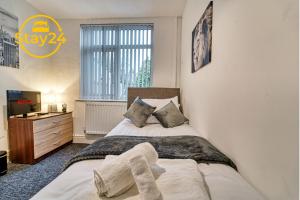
[{"left": 80, "top": 24, "right": 153, "bottom": 100}]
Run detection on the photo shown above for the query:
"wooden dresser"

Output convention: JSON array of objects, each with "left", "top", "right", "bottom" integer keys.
[{"left": 8, "top": 112, "right": 73, "bottom": 164}]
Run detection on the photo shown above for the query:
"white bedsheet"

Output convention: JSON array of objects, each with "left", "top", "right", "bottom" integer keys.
[
  {"left": 198, "top": 164, "right": 265, "bottom": 200},
  {"left": 31, "top": 160, "right": 264, "bottom": 200},
  {"left": 31, "top": 120, "right": 265, "bottom": 200},
  {"left": 31, "top": 159, "right": 210, "bottom": 200},
  {"left": 107, "top": 119, "right": 202, "bottom": 137}
]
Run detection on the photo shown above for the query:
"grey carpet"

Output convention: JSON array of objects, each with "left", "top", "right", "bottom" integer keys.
[
  {"left": 7, "top": 163, "right": 30, "bottom": 175},
  {"left": 0, "top": 143, "right": 88, "bottom": 200}
]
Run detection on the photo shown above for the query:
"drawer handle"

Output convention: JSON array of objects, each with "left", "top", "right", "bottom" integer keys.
[
  {"left": 53, "top": 142, "right": 60, "bottom": 146},
  {"left": 51, "top": 131, "right": 61, "bottom": 135}
]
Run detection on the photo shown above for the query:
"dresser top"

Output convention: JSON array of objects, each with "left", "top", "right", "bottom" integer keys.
[{"left": 9, "top": 112, "right": 72, "bottom": 121}]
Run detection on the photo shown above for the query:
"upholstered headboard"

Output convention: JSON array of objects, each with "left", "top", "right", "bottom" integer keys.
[{"left": 127, "top": 87, "right": 181, "bottom": 111}]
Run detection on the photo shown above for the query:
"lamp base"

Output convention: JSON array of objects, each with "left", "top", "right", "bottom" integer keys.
[{"left": 48, "top": 104, "right": 58, "bottom": 113}]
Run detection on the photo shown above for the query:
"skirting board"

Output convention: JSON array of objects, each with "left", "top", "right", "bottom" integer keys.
[
  {"left": 73, "top": 135, "right": 105, "bottom": 144},
  {"left": 6, "top": 150, "right": 10, "bottom": 162}
]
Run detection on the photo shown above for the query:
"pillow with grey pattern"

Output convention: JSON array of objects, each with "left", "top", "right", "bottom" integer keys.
[
  {"left": 153, "top": 101, "right": 188, "bottom": 128},
  {"left": 124, "top": 97, "right": 156, "bottom": 128}
]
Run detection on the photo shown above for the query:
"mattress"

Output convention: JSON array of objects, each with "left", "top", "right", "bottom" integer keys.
[{"left": 31, "top": 119, "right": 265, "bottom": 200}]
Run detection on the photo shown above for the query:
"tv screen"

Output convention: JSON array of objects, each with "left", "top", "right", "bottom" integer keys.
[{"left": 7, "top": 90, "right": 41, "bottom": 117}]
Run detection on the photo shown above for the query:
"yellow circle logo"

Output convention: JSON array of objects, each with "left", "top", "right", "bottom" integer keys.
[{"left": 15, "top": 14, "right": 66, "bottom": 58}]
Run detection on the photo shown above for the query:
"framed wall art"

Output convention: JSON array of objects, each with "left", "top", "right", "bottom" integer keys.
[
  {"left": 191, "top": 1, "right": 213, "bottom": 73},
  {"left": 0, "top": 7, "right": 19, "bottom": 68}
]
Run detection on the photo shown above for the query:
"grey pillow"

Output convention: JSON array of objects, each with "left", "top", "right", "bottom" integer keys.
[
  {"left": 153, "top": 101, "right": 188, "bottom": 128},
  {"left": 124, "top": 97, "right": 156, "bottom": 128}
]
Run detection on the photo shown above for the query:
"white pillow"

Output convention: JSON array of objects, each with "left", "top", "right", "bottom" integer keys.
[{"left": 142, "top": 96, "right": 180, "bottom": 124}]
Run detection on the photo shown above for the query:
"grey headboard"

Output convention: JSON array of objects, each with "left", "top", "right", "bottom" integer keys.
[{"left": 127, "top": 87, "right": 182, "bottom": 111}]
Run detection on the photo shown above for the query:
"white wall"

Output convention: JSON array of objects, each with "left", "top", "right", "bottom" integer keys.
[
  {"left": 0, "top": 0, "right": 53, "bottom": 151},
  {"left": 0, "top": 11, "right": 182, "bottom": 147},
  {"left": 180, "top": 0, "right": 298, "bottom": 200},
  {"left": 50, "top": 17, "right": 181, "bottom": 136}
]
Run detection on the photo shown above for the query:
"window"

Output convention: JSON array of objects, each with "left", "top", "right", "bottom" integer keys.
[{"left": 80, "top": 24, "right": 153, "bottom": 100}]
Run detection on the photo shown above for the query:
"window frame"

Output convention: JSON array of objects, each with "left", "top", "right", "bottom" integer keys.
[{"left": 80, "top": 23, "right": 154, "bottom": 101}]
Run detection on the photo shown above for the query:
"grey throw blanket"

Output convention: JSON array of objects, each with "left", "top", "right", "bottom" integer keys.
[{"left": 64, "top": 135, "right": 237, "bottom": 171}]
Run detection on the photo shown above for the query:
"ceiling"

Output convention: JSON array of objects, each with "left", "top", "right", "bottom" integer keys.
[{"left": 26, "top": 0, "right": 187, "bottom": 19}]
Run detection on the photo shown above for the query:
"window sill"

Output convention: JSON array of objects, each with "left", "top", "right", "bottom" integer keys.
[{"left": 76, "top": 99, "right": 127, "bottom": 103}]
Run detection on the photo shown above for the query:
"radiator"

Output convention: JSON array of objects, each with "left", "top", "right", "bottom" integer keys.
[{"left": 84, "top": 101, "right": 127, "bottom": 135}]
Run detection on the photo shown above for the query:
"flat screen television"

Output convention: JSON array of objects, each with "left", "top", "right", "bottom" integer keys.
[{"left": 7, "top": 90, "right": 41, "bottom": 117}]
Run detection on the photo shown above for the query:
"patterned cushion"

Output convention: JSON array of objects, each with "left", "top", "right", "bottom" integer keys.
[
  {"left": 124, "top": 97, "right": 156, "bottom": 128},
  {"left": 153, "top": 101, "right": 188, "bottom": 128}
]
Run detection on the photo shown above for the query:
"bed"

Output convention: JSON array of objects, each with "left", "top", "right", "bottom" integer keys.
[{"left": 31, "top": 88, "right": 265, "bottom": 200}]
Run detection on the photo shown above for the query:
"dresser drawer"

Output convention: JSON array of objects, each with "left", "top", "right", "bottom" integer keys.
[
  {"left": 34, "top": 134, "right": 73, "bottom": 159},
  {"left": 33, "top": 113, "right": 72, "bottom": 133},
  {"left": 34, "top": 123, "right": 73, "bottom": 145},
  {"left": 34, "top": 123, "right": 73, "bottom": 159}
]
